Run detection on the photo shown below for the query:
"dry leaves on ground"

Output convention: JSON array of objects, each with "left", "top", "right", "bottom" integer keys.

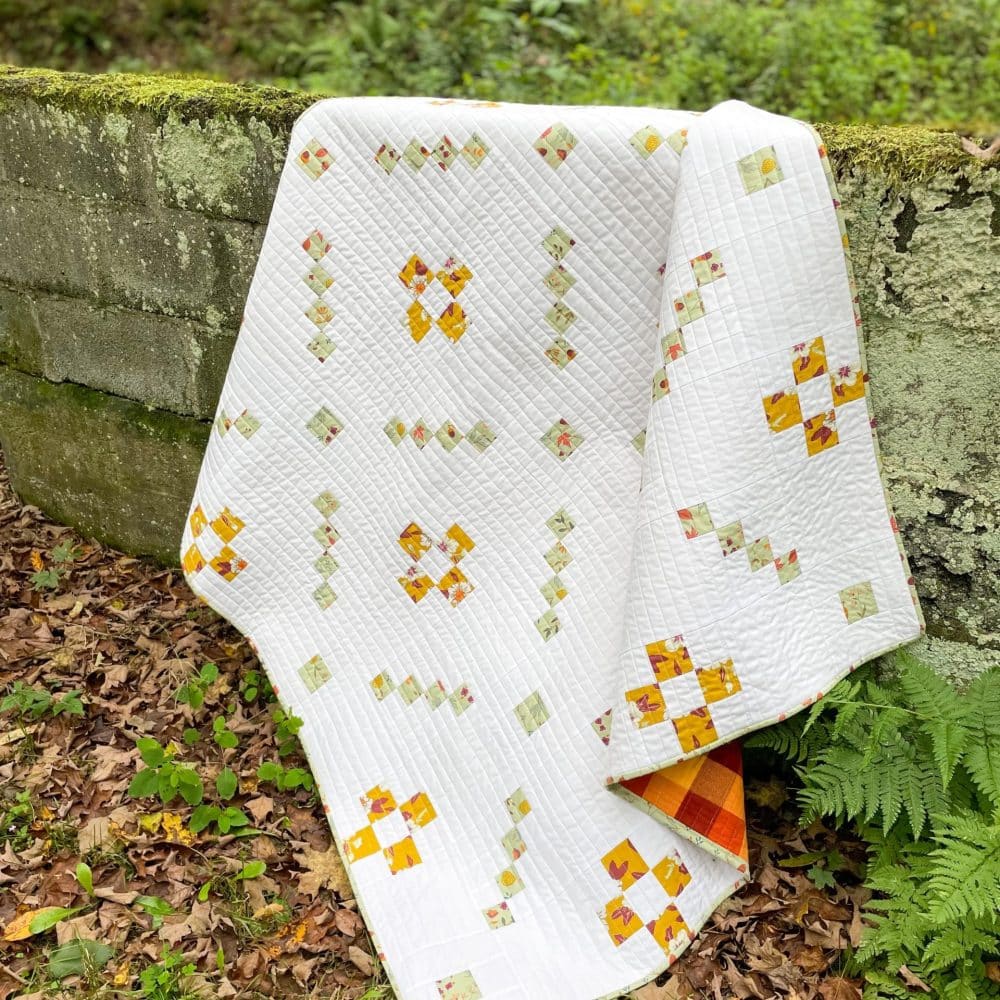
[{"left": 0, "top": 460, "right": 865, "bottom": 999}]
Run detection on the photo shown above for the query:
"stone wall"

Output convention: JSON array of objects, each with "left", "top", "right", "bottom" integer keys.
[{"left": 0, "top": 67, "right": 996, "bottom": 678}]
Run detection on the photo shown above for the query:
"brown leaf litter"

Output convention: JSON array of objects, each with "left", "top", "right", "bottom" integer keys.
[{"left": 0, "top": 459, "right": 867, "bottom": 999}]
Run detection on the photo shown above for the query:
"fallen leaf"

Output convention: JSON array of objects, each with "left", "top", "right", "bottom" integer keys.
[
  {"left": 161, "top": 812, "right": 196, "bottom": 845},
  {"left": 3, "top": 906, "right": 81, "bottom": 941},
  {"left": 818, "top": 977, "right": 862, "bottom": 1000},
  {"left": 252, "top": 902, "right": 285, "bottom": 921},
  {"left": 899, "top": 966, "right": 931, "bottom": 992},
  {"left": 245, "top": 795, "right": 274, "bottom": 824},
  {"left": 294, "top": 844, "right": 352, "bottom": 899},
  {"left": 348, "top": 944, "right": 374, "bottom": 976}
]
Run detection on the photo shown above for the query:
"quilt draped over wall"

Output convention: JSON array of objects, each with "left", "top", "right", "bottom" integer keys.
[{"left": 180, "top": 97, "right": 923, "bottom": 1000}]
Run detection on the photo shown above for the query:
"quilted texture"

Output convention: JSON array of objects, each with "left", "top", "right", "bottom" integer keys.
[{"left": 180, "top": 97, "right": 923, "bottom": 1000}]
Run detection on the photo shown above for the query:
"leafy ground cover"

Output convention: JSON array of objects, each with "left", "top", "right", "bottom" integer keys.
[{"left": 0, "top": 456, "right": 871, "bottom": 998}]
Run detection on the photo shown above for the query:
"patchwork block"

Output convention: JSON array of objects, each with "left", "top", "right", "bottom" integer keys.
[
  {"left": 345, "top": 784, "right": 438, "bottom": 875},
  {"left": 295, "top": 138, "right": 333, "bottom": 180},
  {"left": 397, "top": 522, "right": 476, "bottom": 605},
  {"left": 515, "top": 691, "right": 550, "bottom": 734},
  {"left": 436, "top": 971, "right": 482, "bottom": 1000},
  {"left": 541, "top": 419, "right": 584, "bottom": 461},
  {"left": 400, "top": 253, "right": 473, "bottom": 343},
  {"left": 630, "top": 125, "right": 665, "bottom": 159},
  {"left": 535, "top": 122, "right": 578, "bottom": 169},
  {"left": 598, "top": 839, "right": 694, "bottom": 956},
  {"left": 689, "top": 249, "right": 725, "bottom": 285},
  {"left": 761, "top": 335, "right": 865, "bottom": 454},
  {"left": 298, "top": 654, "right": 332, "bottom": 694},
  {"left": 738, "top": 145, "right": 784, "bottom": 193},
  {"left": 840, "top": 580, "right": 879, "bottom": 623}
]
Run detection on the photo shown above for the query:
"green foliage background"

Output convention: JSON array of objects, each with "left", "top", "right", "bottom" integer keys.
[{"left": 1, "top": 0, "right": 998, "bottom": 126}]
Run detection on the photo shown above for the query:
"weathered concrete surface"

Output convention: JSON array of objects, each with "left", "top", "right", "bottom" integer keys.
[
  {"left": 0, "top": 184, "right": 262, "bottom": 325},
  {"left": 0, "top": 284, "right": 236, "bottom": 418},
  {"left": 0, "top": 67, "right": 996, "bottom": 676},
  {"left": 0, "top": 366, "right": 209, "bottom": 563}
]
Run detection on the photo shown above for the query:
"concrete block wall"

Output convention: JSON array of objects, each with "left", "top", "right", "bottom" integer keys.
[{"left": 0, "top": 66, "right": 996, "bottom": 678}]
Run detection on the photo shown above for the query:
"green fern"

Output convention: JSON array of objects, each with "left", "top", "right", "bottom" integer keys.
[
  {"left": 963, "top": 668, "right": 1000, "bottom": 807},
  {"left": 894, "top": 652, "right": 970, "bottom": 786},
  {"left": 754, "top": 657, "right": 1000, "bottom": 999},
  {"left": 926, "top": 812, "right": 1000, "bottom": 922},
  {"left": 744, "top": 712, "right": 824, "bottom": 763}
]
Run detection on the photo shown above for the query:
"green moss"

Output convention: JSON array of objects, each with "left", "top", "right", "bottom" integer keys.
[
  {"left": 7, "top": 371, "right": 212, "bottom": 447},
  {"left": 0, "top": 64, "right": 321, "bottom": 132},
  {"left": 3, "top": 64, "right": 996, "bottom": 186},
  {"left": 816, "top": 121, "right": 996, "bottom": 186}
]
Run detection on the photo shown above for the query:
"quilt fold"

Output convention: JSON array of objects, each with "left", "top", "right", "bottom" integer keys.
[{"left": 180, "top": 96, "right": 923, "bottom": 1000}]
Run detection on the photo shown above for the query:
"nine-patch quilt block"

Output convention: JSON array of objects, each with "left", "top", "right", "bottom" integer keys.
[{"left": 181, "top": 97, "right": 923, "bottom": 999}]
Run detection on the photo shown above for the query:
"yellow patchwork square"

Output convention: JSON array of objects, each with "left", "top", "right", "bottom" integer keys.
[
  {"left": 831, "top": 364, "right": 867, "bottom": 406},
  {"left": 651, "top": 853, "right": 692, "bottom": 897},
  {"left": 384, "top": 835, "right": 422, "bottom": 873},
  {"left": 401, "top": 791, "right": 437, "bottom": 829},
  {"left": 209, "top": 546, "right": 246, "bottom": 581},
  {"left": 344, "top": 824, "right": 380, "bottom": 863},
  {"left": 182, "top": 544, "right": 205, "bottom": 574},
  {"left": 626, "top": 684, "right": 666, "bottom": 729},
  {"left": 442, "top": 523, "right": 475, "bottom": 562},
  {"left": 438, "top": 566, "right": 473, "bottom": 605},
  {"left": 362, "top": 785, "right": 397, "bottom": 822},
  {"left": 399, "top": 571, "right": 434, "bottom": 603},
  {"left": 602, "top": 895, "right": 643, "bottom": 946},
  {"left": 210, "top": 507, "right": 244, "bottom": 543},
  {"left": 189, "top": 505, "right": 208, "bottom": 537},
  {"left": 399, "top": 523, "right": 433, "bottom": 560},
  {"left": 762, "top": 389, "right": 803, "bottom": 433},
  {"left": 436, "top": 260, "right": 472, "bottom": 297},
  {"left": 791, "top": 337, "right": 827, "bottom": 384},
  {"left": 646, "top": 637, "right": 694, "bottom": 681},
  {"left": 399, "top": 254, "right": 433, "bottom": 293},
  {"left": 803, "top": 409, "right": 839, "bottom": 456},
  {"left": 696, "top": 659, "right": 742, "bottom": 704},
  {"left": 646, "top": 904, "right": 690, "bottom": 953},
  {"left": 672, "top": 706, "right": 718, "bottom": 753},
  {"left": 436, "top": 302, "right": 468, "bottom": 342},
  {"left": 601, "top": 837, "right": 649, "bottom": 890},
  {"left": 406, "top": 300, "right": 433, "bottom": 342}
]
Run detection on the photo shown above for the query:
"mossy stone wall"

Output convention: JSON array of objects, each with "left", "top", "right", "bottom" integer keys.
[{"left": 0, "top": 67, "right": 996, "bottom": 678}]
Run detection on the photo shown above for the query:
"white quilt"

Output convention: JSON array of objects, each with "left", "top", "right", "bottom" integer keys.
[{"left": 180, "top": 97, "right": 923, "bottom": 1000}]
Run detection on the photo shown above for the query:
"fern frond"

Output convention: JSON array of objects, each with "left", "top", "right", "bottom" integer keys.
[
  {"left": 926, "top": 812, "right": 1000, "bottom": 922},
  {"left": 940, "top": 966, "right": 998, "bottom": 1000},
  {"left": 922, "top": 920, "right": 1000, "bottom": 971},
  {"left": 744, "top": 715, "right": 822, "bottom": 763},
  {"left": 963, "top": 667, "right": 1000, "bottom": 807},
  {"left": 862, "top": 971, "right": 913, "bottom": 1000},
  {"left": 895, "top": 653, "right": 970, "bottom": 787}
]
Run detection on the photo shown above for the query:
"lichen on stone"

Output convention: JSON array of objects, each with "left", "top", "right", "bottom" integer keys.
[{"left": 156, "top": 111, "right": 259, "bottom": 215}]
